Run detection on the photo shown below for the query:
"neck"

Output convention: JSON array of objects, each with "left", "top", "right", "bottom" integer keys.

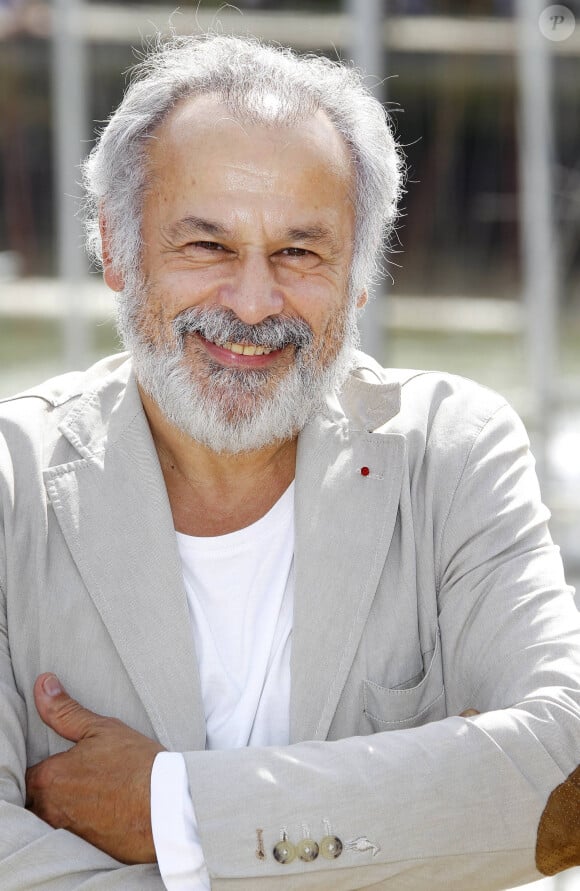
[{"left": 139, "top": 386, "right": 298, "bottom": 536}]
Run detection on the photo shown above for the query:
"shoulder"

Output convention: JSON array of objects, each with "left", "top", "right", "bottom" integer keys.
[
  {"left": 0, "top": 353, "right": 132, "bottom": 464},
  {"left": 346, "top": 352, "right": 525, "bottom": 477},
  {"left": 349, "top": 351, "right": 512, "bottom": 430},
  {"left": 0, "top": 353, "right": 130, "bottom": 413}
]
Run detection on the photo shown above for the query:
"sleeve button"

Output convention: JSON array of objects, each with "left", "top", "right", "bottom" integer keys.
[
  {"left": 273, "top": 840, "right": 296, "bottom": 864},
  {"left": 296, "top": 838, "right": 319, "bottom": 862},
  {"left": 320, "top": 835, "right": 343, "bottom": 859}
]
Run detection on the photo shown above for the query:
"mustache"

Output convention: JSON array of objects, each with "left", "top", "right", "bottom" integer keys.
[{"left": 172, "top": 306, "right": 314, "bottom": 352}]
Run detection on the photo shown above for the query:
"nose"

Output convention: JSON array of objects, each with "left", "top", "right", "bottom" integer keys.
[{"left": 218, "top": 252, "right": 284, "bottom": 325}]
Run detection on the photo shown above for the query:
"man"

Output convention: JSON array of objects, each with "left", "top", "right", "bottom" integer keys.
[{"left": 1, "top": 33, "right": 579, "bottom": 891}]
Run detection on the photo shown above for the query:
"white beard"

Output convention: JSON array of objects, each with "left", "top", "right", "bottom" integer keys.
[{"left": 116, "top": 282, "right": 359, "bottom": 454}]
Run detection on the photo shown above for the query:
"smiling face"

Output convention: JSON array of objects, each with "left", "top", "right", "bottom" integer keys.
[{"left": 105, "top": 95, "right": 363, "bottom": 453}]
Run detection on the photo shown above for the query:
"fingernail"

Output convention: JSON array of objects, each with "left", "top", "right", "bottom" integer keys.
[{"left": 42, "top": 675, "right": 62, "bottom": 697}]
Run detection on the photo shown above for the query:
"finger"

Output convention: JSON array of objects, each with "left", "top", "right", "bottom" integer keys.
[
  {"left": 33, "top": 674, "right": 102, "bottom": 743},
  {"left": 460, "top": 708, "right": 480, "bottom": 717}
]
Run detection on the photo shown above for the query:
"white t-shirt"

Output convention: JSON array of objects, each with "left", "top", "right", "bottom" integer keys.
[{"left": 151, "top": 483, "right": 295, "bottom": 890}]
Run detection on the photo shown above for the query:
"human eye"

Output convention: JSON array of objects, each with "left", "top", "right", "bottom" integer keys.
[
  {"left": 280, "top": 247, "right": 311, "bottom": 258},
  {"left": 191, "top": 240, "right": 226, "bottom": 251},
  {"left": 275, "top": 246, "right": 321, "bottom": 269}
]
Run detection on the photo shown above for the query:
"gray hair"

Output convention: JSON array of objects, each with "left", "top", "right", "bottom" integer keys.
[{"left": 82, "top": 33, "right": 403, "bottom": 296}]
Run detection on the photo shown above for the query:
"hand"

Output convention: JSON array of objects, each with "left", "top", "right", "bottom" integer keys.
[{"left": 25, "top": 673, "right": 165, "bottom": 864}]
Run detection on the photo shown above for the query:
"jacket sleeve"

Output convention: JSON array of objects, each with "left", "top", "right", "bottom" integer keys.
[
  {"left": 182, "top": 402, "right": 580, "bottom": 890},
  {"left": 0, "top": 432, "right": 165, "bottom": 891}
]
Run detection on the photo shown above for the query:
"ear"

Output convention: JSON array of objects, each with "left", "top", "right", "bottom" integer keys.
[
  {"left": 356, "top": 289, "right": 368, "bottom": 309},
  {"left": 99, "top": 211, "right": 125, "bottom": 292}
]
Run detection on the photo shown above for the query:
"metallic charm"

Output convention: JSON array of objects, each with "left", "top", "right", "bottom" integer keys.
[{"left": 345, "top": 836, "right": 381, "bottom": 857}]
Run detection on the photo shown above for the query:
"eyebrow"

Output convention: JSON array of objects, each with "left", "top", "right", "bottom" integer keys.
[
  {"left": 283, "top": 225, "right": 333, "bottom": 243},
  {"left": 165, "top": 216, "right": 230, "bottom": 241},
  {"left": 284, "top": 226, "right": 343, "bottom": 257}
]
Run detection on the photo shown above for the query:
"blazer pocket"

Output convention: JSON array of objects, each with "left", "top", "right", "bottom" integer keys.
[{"left": 363, "top": 631, "right": 445, "bottom": 731}]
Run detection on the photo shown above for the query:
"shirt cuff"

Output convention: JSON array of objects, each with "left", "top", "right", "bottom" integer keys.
[{"left": 151, "top": 751, "right": 211, "bottom": 891}]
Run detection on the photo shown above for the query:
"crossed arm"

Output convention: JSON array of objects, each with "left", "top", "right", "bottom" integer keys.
[
  {"left": 26, "top": 673, "right": 483, "bottom": 870},
  {"left": 27, "top": 660, "right": 580, "bottom": 891},
  {"left": 15, "top": 581, "right": 580, "bottom": 891}
]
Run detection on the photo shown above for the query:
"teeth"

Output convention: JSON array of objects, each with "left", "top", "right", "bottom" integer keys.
[{"left": 221, "top": 341, "right": 274, "bottom": 356}]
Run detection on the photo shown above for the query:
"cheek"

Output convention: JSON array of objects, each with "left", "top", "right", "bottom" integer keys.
[
  {"left": 313, "top": 295, "right": 355, "bottom": 362},
  {"left": 132, "top": 292, "right": 177, "bottom": 346},
  {"left": 282, "top": 275, "right": 346, "bottom": 326},
  {"left": 161, "top": 266, "right": 232, "bottom": 309},
  {"left": 308, "top": 298, "right": 349, "bottom": 343}
]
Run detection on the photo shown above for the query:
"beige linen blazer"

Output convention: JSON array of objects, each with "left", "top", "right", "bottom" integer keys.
[{"left": 1, "top": 350, "right": 580, "bottom": 890}]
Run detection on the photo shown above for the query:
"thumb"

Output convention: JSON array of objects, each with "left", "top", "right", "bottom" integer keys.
[{"left": 33, "top": 673, "right": 100, "bottom": 743}]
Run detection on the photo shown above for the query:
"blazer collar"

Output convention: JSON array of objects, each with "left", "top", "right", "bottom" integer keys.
[{"left": 54, "top": 350, "right": 404, "bottom": 454}]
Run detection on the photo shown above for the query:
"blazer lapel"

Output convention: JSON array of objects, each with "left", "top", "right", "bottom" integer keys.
[
  {"left": 43, "top": 370, "right": 205, "bottom": 752},
  {"left": 290, "top": 384, "right": 405, "bottom": 743}
]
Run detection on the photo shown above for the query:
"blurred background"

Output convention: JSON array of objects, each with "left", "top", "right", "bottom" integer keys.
[{"left": 0, "top": 5, "right": 579, "bottom": 883}]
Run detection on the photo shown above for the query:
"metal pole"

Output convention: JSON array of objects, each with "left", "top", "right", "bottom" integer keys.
[
  {"left": 346, "top": 0, "right": 387, "bottom": 364},
  {"left": 51, "top": 0, "right": 90, "bottom": 370},
  {"left": 515, "top": 0, "right": 558, "bottom": 486}
]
